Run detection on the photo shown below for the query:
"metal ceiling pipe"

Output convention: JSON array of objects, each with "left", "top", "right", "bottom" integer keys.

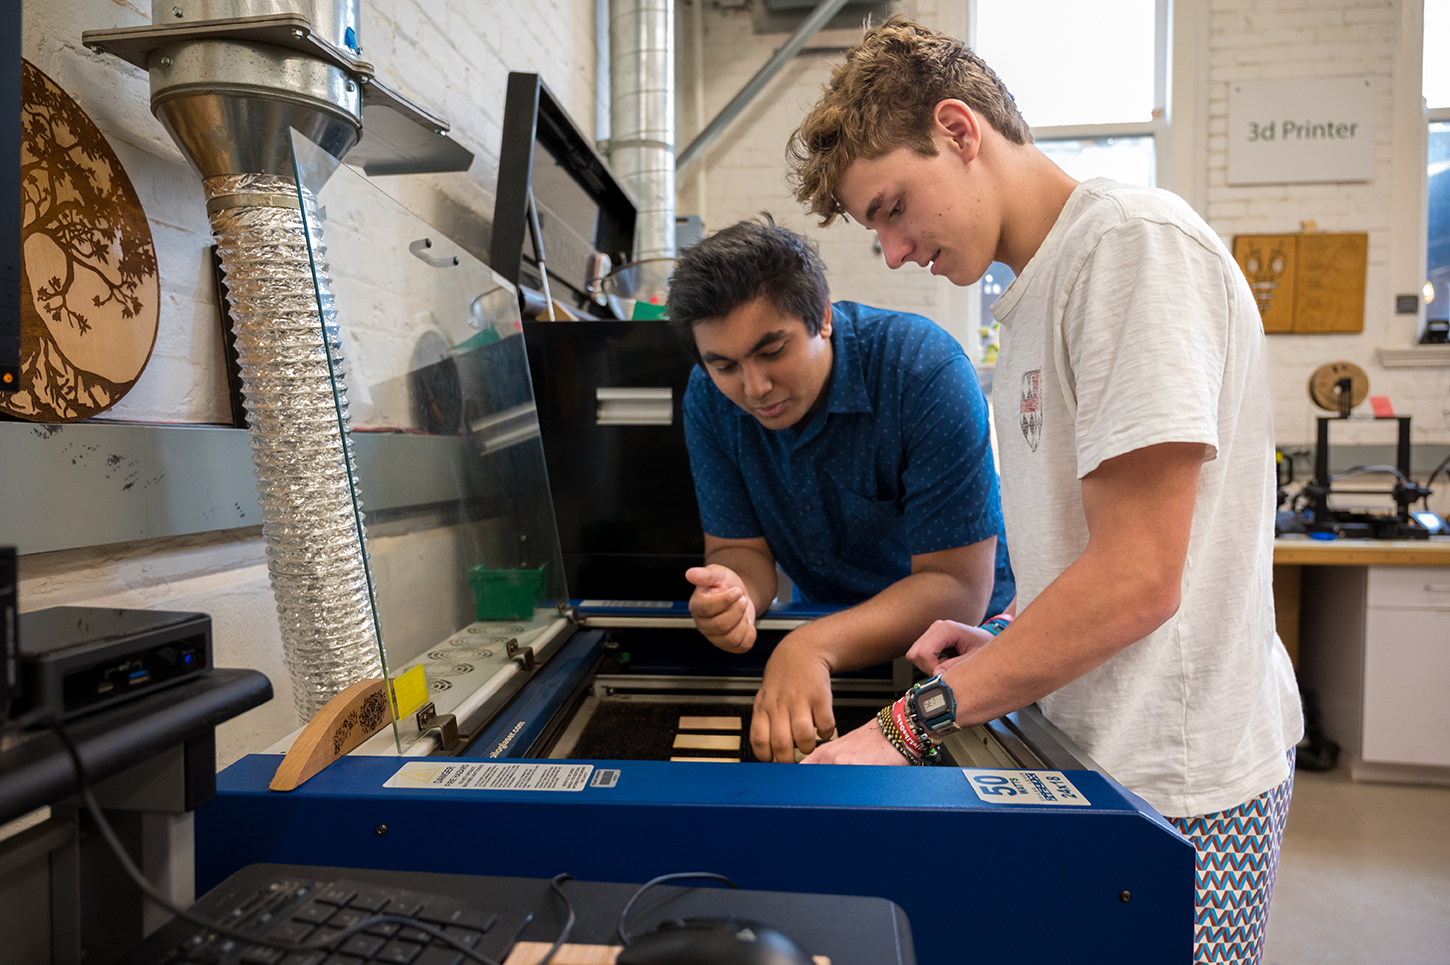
[
  {"left": 609, "top": 0, "right": 675, "bottom": 270},
  {"left": 675, "top": 0, "right": 850, "bottom": 176},
  {"left": 146, "top": 0, "right": 382, "bottom": 721}
]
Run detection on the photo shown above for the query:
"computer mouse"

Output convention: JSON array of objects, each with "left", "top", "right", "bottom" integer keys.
[{"left": 615, "top": 916, "right": 816, "bottom": 965}]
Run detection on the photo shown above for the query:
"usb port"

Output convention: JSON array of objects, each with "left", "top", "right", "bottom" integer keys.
[
  {"left": 97, "top": 681, "right": 114, "bottom": 694},
  {"left": 128, "top": 669, "right": 150, "bottom": 684}
]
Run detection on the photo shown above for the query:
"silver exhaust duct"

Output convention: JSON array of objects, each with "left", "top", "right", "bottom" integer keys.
[
  {"left": 609, "top": 0, "right": 675, "bottom": 290},
  {"left": 86, "top": 0, "right": 389, "bottom": 721},
  {"left": 207, "top": 174, "right": 383, "bottom": 721}
]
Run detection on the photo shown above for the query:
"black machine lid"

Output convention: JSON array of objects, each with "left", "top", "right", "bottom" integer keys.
[{"left": 490, "top": 72, "right": 637, "bottom": 316}]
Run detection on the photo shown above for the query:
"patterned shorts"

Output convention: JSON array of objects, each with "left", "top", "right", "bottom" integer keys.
[{"left": 1168, "top": 749, "right": 1296, "bottom": 965}]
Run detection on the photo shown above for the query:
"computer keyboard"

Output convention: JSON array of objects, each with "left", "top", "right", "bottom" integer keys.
[{"left": 119, "top": 868, "right": 532, "bottom": 965}]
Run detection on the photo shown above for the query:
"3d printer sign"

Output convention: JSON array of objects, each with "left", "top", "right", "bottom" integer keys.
[
  {"left": 5, "top": 60, "right": 159, "bottom": 422},
  {"left": 1227, "top": 78, "right": 1375, "bottom": 185}
]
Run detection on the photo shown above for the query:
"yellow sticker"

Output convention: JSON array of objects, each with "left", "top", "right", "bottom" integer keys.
[{"left": 390, "top": 666, "right": 429, "bottom": 719}]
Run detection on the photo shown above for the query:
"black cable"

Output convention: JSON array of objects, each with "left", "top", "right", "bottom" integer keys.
[
  {"left": 1425, "top": 451, "right": 1450, "bottom": 505},
  {"left": 617, "top": 872, "right": 737, "bottom": 947},
  {"left": 532, "top": 873, "right": 576, "bottom": 965},
  {"left": 25, "top": 710, "right": 503, "bottom": 965},
  {"left": 1329, "top": 464, "right": 1406, "bottom": 483}
]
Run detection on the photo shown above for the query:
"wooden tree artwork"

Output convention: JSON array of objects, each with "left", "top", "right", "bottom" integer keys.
[{"left": 5, "top": 60, "right": 159, "bottom": 421}]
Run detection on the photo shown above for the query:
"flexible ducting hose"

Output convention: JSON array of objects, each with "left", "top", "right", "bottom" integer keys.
[{"left": 206, "top": 173, "right": 384, "bottom": 722}]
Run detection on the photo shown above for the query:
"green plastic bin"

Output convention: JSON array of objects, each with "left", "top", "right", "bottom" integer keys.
[{"left": 467, "top": 562, "right": 549, "bottom": 621}]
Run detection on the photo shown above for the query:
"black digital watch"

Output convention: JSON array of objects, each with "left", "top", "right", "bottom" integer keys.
[{"left": 907, "top": 674, "right": 960, "bottom": 745}]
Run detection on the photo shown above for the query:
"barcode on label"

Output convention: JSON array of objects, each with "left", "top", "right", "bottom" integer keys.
[{"left": 590, "top": 769, "right": 620, "bottom": 788}]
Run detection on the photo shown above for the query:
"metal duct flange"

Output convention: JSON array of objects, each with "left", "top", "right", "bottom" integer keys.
[
  {"left": 154, "top": 0, "right": 360, "bottom": 55},
  {"left": 150, "top": 39, "right": 361, "bottom": 178}
]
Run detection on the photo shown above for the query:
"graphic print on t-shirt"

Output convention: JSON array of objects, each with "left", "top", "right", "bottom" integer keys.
[{"left": 1019, "top": 369, "right": 1042, "bottom": 452}]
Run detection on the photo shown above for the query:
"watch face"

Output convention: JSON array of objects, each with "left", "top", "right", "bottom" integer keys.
[{"left": 919, "top": 691, "right": 948, "bottom": 717}]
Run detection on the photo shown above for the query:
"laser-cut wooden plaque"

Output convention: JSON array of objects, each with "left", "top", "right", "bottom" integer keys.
[{"left": 7, "top": 60, "right": 159, "bottom": 421}]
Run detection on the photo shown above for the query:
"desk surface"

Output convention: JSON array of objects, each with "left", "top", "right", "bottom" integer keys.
[
  {"left": 1273, "top": 538, "right": 1450, "bottom": 566},
  {"left": 0, "top": 668, "right": 272, "bottom": 825}
]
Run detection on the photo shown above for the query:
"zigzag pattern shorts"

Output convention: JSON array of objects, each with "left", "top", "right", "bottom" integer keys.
[{"left": 1168, "top": 749, "right": 1295, "bottom": 965}]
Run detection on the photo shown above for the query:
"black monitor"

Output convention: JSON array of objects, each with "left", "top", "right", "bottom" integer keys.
[{"left": 491, "top": 72, "right": 636, "bottom": 315}]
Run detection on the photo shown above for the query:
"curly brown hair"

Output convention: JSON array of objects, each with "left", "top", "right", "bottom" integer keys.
[{"left": 787, "top": 15, "right": 1031, "bottom": 225}]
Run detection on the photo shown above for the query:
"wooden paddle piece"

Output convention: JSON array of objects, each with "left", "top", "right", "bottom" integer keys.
[{"left": 270, "top": 678, "right": 394, "bottom": 791}]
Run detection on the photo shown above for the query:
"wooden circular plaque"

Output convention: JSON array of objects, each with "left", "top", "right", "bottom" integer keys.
[{"left": 5, "top": 60, "right": 160, "bottom": 421}]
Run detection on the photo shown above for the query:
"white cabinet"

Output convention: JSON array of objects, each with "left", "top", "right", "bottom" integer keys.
[
  {"left": 1300, "top": 563, "right": 1450, "bottom": 782},
  {"left": 1362, "top": 569, "right": 1450, "bottom": 767}
]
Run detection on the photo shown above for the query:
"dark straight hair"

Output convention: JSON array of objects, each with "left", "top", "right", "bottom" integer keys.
[{"left": 667, "top": 216, "right": 830, "bottom": 360}]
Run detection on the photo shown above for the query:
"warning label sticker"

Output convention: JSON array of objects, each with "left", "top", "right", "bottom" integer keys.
[
  {"left": 384, "top": 761, "right": 594, "bottom": 792},
  {"left": 962, "top": 769, "right": 1091, "bottom": 806}
]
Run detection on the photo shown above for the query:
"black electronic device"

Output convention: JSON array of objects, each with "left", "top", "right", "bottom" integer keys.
[
  {"left": 1, "top": 547, "right": 17, "bottom": 721},
  {"left": 617, "top": 918, "right": 815, "bottom": 965},
  {"left": 1299, "top": 415, "right": 1433, "bottom": 540},
  {"left": 17, "top": 606, "right": 212, "bottom": 719},
  {"left": 491, "top": 71, "right": 637, "bottom": 317},
  {"left": 1276, "top": 364, "right": 1440, "bottom": 540}
]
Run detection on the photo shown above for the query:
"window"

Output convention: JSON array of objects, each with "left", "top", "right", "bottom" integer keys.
[
  {"left": 1426, "top": 1, "right": 1450, "bottom": 323},
  {"left": 973, "top": 0, "right": 1166, "bottom": 187},
  {"left": 966, "top": 0, "right": 1166, "bottom": 361}
]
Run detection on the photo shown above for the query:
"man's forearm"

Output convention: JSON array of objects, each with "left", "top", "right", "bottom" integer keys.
[
  {"left": 941, "top": 547, "right": 1180, "bottom": 726},
  {"left": 796, "top": 567, "right": 990, "bottom": 673}
]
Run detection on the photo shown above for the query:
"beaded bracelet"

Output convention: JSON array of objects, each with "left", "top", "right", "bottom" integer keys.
[{"left": 876, "top": 702, "right": 923, "bottom": 764}]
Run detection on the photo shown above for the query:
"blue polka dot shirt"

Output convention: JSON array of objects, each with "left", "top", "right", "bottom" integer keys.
[{"left": 683, "top": 301, "right": 1015, "bottom": 612}]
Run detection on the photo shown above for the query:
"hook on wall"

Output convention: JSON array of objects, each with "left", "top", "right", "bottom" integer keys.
[{"left": 409, "top": 237, "right": 458, "bottom": 268}]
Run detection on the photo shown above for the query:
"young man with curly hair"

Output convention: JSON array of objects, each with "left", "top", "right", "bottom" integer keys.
[
  {"left": 667, "top": 217, "right": 1014, "bottom": 764},
  {"left": 788, "top": 16, "right": 1302, "bottom": 964}
]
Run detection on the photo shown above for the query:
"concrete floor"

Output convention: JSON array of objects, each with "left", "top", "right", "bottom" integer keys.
[{"left": 1264, "top": 766, "right": 1450, "bottom": 964}]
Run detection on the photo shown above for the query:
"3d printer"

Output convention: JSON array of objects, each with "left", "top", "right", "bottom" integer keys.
[{"left": 1277, "top": 361, "right": 1448, "bottom": 539}]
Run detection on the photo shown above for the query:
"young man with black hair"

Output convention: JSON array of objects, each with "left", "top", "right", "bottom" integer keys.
[
  {"left": 787, "top": 16, "right": 1302, "bottom": 964},
  {"left": 667, "top": 217, "right": 1014, "bottom": 764}
]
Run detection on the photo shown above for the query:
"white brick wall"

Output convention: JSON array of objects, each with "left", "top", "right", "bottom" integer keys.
[{"left": 1206, "top": 0, "right": 1448, "bottom": 448}]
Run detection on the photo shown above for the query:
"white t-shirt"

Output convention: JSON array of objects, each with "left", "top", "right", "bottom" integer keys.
[{"left": 991, "top": 179, "right": 1303, "bottom": 818}]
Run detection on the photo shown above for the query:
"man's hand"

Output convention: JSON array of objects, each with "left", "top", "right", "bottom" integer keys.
[
  {"left": 686, "top": 564, "right": 757, "bottom": 653},
  {"left": 800, "top": 717, "right": 908, "bottom": 765},
  {"left": 751, "top": 634, "right": 835, "bottom": 762},
  {"left": 906, "top": 619, "right": 996, "bottom": 675}
]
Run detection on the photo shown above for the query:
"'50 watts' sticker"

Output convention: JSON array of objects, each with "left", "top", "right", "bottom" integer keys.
[{"left": 963, "top": 769, "right": 1091, "bottom": 806}]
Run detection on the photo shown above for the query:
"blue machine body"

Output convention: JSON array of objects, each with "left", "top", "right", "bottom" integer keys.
[{"left": 199, "top": 612, "right": 1195, "bottom": 964}]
